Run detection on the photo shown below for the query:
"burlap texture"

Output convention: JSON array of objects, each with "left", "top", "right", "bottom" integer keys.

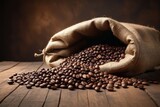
[{"left": 42, "top": 17, "right": 160, "bottom": 75}]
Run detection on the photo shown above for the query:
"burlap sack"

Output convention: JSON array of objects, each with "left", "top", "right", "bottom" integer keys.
[{"left": 37, "top": 17, "right": 160, "bottom": 75}]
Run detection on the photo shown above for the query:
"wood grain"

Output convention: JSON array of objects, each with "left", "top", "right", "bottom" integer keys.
[
  {"left": 106, "top": 86, "right": 157, "bottom": 107},
  {"left": 106, "top": 89, "right": 130, "bottom": 107},
  {"left": 0, "top": 86, "right": 30, "bottom": 107},
  {"left": 145, "top": 85, "right": 160, "bottom": 107},
  {"left": 0, "top": 62, "right": 160, "bottom": 107},
  {"left": 77, "top": 89, "right": 89, "bottom": 107},
  {"left": 88, "top": 90, "right": 110, "bottom": 107},
  {"left": 0, "top": 61, "right": 19, "bottom": 72},
  {"left": 43, "top": 89, "right": 61, "bottom": 107},
  {"left": 138, "top": 69, "right": 160, "bottom": 106},
  {"left": 0, "top": 62, "right": 42, "bottom": 103},
  {"left": 0, "top": 62, "right": 42, "bottom": 83},
  {"left": 18, "top": 63, "right": 49, "bottom": 107},
  {"left": 59, "top": 89, "right": 78, "bottom": 107}
]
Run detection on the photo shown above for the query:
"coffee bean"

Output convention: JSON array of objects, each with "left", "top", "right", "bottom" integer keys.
[
  {"left": 13, "top": 73, "right": 17, "bottom": 76},
  {"left": 50, "top": 86, "right": 57, "bottom": 90},
  {"left": 101, "top": 84, "right": 107, "bottom": 89},
  {"left": 127, "top": 81, "right": 133, "bottom": 85},
  {"left": 29, "top": 82, "right": 35, "bottom": 86},
  {"left": 97, "top": 82, "right": 102, "bottom": 87},
  {"left": 94, "top": 86, "right": 101, "bottom": 92},
  {"left": 92, "top": 84, "right": 96, "bottom": 89},
  {"left": 7, "top": 79, "right": 14, "bottom": 85},
  {"left": 114, "top": 83, "right": 120, "bottom": 88},
  {"left": 26, "top": 84, "right": 32, "bottom": 89},
  {"left": 9, "top": 76, "right": 13, "bottom": 79},
  {"left": 122, "top": 83, "right": 128, "bottom": 88},
  {"left": 107, "top": 87, "right": 114, "bottom": 91},
  {"left": 19, "top": 82, "right": 24, "bottom": 85},
  {"left": 138, "top": 84, "right": 144, "bottom": 90},
  {"left": 68, "top": 79, "right": 73, "bottom": 84},
  {"left": 60, "top": 84, "right": 67, "bottom": 88},
  {"left": 82, "top": 74, "right": 87, "bottom": 79},
  {"left": 106, "top": 83, "right": 114, "bottom": 91},
  {"left": 78, "top": 85, "right": 84, "bottom": 89},
  {"left": 88, "top": 72, "right": 94, "bottom": 76},
  {"left": 85, "top": 84, "right": 92, "bottom": 89},
  {"left": 40, "top": 83, "right": 47, "bottom": 88},
  {"left": 68, "top": 85, "right": 74, "bottom": 90},
  {"left": 142, "top": 81, "right": 149, "bottom": 85},
  {"left": 7, "top": 43, "right": 156, "bottom": 92},
  {"left": 35, "top": 83, "right": 40, "bottom": 87}
]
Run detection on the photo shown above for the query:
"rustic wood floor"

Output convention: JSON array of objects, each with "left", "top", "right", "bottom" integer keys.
[{"left": 0, "top": 61, "right": 160, "bottom": 107}]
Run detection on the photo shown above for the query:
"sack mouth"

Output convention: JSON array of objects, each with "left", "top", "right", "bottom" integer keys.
[{"left": 39, "top": 17, "right": 140, "bottom": 74}]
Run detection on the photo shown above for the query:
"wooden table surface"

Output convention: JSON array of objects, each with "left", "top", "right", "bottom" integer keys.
[{"left": 0, "top": 61, "right": 160, "bottom": 107}]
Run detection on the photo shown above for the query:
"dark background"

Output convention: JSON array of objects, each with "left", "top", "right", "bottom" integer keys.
[{"left": 1, "top": 0, "right": 160, "bottom": 61}]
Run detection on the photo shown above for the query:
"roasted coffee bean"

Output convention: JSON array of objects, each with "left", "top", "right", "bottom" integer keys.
[
  {"left": 68, "top": 85, "right": 74, "bottom": 90},
  {"left": 60, "top": 84, "right": 67, "bottom": 88},
  {"left": 78, "top": 85, "right": 84, "bottom": 89},
  {"left": 82, "top": 74, "right": 87, "bottom": 79},
  {"left": 35, "top": 83, "right": 40, "bottom": 87},
  {"left": 68, "top": 79, "right": 73, "bottom": 84},
  {"left": 7, "top": 79, "right": 14, "bottom": 85},
  {"left": 7, "top": 43, "right": 156, "bottom": 92},
  {"left": 85, "top": 84, "right": 92, "bottom": 89},
  {"left": 97, "top": 82, "right": 102, "bottom": 87},
  {"left": 109, "top": 81, "right": 114, "bottom": 84},
  {"left": 133, "top": 83, "right": 138, "bottom": 88},
  {"left": 9, "top": 76, "right": 13, "bottom": 79},
  {"left": 142, "top": 81, "right": 149, "bottom": 85},
  {"left": 114, "top": 83, "right": 120, "bottom": 88},
  {"left": 127, "top": 81, "right": 133, "bottom": 85},
  {"left": 26, "top": 84, "right": 32, "bottom": 89},
  {"left": 101, "top": 84, "right": 107, "bottom": 89},
  {"left": 40, "top": 83, "right": 47, "bottom": 88},
  {"left": 106, "top": 83, "right": 114, "bottom": 91},
  {"left": 19, "top": 82, "right": 24, "bottom": 85},
  {"left": 121, "top": 83, "right": 128, "bottom": 88},
  {"left": 50, "top": 86, "right": 57, "bottom": 90},
  {"left": 13, "top": 73, "right": 17, "bottom": 76},
  {"left": 47, "top": 85, "right": 51, "bottom": 89},
  {"left": 92, "top": 84, "right": 96, "bottom": 89},
  {"left": 94, "top": 86, "right": 101, "bottom": 92},
  {"left": 138, "top": 84, "right": 144, "bottom": 90},
  {"left": 29, "top": 82, "right": 35, "bottom": 86}
]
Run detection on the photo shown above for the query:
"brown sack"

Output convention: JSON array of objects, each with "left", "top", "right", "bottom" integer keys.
[{"left": 41, "top": 17, "right": 160, "bottom": 75}]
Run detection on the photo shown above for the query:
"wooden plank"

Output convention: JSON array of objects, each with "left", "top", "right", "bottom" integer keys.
[
  {"left": 0, "top": 62, "right": 41, "bottom": 83},
  {"left": 0, "top": 61, "right": 19, "bottom": 72},
  {"left": 125, "top": 86, "right": 157, "bottom": 107},
  {"left": 18, "top": 87, "right": 49, "bottom": 107},
  {"left": 59, "top": 89, "right": 78, "bottom": 107},
  {"left": 19, "top": 64, "right": 49, "bottom": 107},
  {"left": 145, "top": 85, "right": 160, "bottom": 107},
  {"left": 105, "top": 89, "right": 129, "bottom": 107},
  {"left": 88, "top": 90, "right": 110, "bottom": 107},
  {"left": 77, "top": 90, "right": 89, "bottom": 107},
  {"left": 106, "top": 86, "right": 157, "bottom": 107},
  {"left": 0, "top": 86, "right": 30, "bottom": 107},
  {"left": 43, "top": 89, "right": 61, "bottom": 107},
  {"left": 0, "top": 62, "right": 42, "bottom": 103},
  {"left": 137, "top": 70, "right": 160, "bottom": 107}
]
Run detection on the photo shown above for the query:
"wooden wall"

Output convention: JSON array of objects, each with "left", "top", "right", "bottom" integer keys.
[{"left": 1, "top": 0, "right": 160, "bottom": 61}]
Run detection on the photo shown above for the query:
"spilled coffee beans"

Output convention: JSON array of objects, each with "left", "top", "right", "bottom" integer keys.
[{"left": 7, "top": 44, "right": 158, "bottom": 92}]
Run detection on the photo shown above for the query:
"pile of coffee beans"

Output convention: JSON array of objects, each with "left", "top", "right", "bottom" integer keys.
[{"left": 7, "top": 44, "right": 158, "bottom": 92}]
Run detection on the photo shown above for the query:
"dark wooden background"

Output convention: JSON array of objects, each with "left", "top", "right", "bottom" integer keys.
[{"left": 1, "top": 0, "right": 160, "bottom": 61}]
